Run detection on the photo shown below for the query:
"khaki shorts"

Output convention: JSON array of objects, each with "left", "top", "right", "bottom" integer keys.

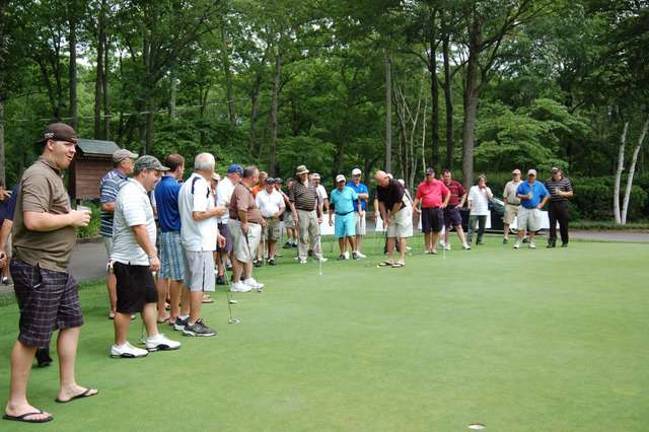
[
  {"left": 229, "top": 220, "right": 262, "bottom": 263},
  {"left": 264, "top": 217, "right": 281, "bottom": 241},
  {"left": 355, "top": 212, "right": 366, "bottom": 236},
  {"left": 284, "top": 212, "right": 295, "bottom": 229},
  {"left": 518, "top": 207, "right": 542, "bottom": 232},
  {"left": 183, "top": 250, "right": 215, "bottom": 292},
  {"left": 503, "top": 204, "right": 520, "bottom": 225},
  {"left": 387, "top": 207, "right": 413, "bottom": 239}
]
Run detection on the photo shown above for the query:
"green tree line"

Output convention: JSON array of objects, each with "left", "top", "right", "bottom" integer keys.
[{"left": 0, "top": 0, "right": 647, "bottom": 220}]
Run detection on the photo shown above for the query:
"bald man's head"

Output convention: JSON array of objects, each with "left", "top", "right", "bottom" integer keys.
[{"left": 375, "top": 170, "right": 390, "bottom": 187}]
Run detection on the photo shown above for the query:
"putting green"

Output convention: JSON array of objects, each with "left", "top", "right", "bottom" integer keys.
[{"left": 0, "top": 235, "right": 647, "bottom": 431}]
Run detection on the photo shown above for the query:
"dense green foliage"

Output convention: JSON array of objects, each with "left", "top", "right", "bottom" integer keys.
[{"left": 0, "top": 0, "right": 647, "bottom": 220}]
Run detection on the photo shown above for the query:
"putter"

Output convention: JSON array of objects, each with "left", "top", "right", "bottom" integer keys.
[{"left": 222, "top": 266, "right": 240, "bottom": 324}]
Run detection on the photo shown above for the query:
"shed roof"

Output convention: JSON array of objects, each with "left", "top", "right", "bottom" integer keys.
[{"left": 76, "top": 139, "right": 120, "bottom": 157}]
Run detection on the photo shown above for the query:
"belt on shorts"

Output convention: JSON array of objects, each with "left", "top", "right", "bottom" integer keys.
[
  {"left": 335, "top": 211, "right": 354, "bottom": 216},
  {"left": 507, "top": 202, "right": 520, "bottom": 206}
]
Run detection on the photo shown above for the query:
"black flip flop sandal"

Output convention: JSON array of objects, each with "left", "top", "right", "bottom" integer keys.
[
  {"left": 3, "top": 410, "right": 53, "bottom": 423},
  {"left": 377, "top": 261, "right": 394, "bottom": 268}
]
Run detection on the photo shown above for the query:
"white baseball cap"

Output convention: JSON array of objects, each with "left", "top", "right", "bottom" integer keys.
[
  {"left": 335, "top": 174, "right": 346, "bottom": 183},
  {"left": 351, "top": 168, "right": 362, "bottom": 176},
  {"left": 527, "top": 169, "right": 537, "bottom": 177}
]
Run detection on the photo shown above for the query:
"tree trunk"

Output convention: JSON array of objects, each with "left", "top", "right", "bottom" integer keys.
[
  {"left": 385, "top": 49, "right": 392, "bottom": 173},
  {"left": 0, "top": 98, "right": 5, "bottom": 185},
  {"left": 613, "top": 121, "right": 628, "bottom": 224},
  {"left": 68, "top": 13, "right": 78, "bottom": 128},
  {"left": 169, "top": 70, "right": 177, "bottom": 119},
  {"left": 94, "top": 2, "right": 105, "bottom": 139},
  {"left": 461, "top": 13, "right": 481, "bottom": 189},
  {"left": 621, "top": 117, "right": 649, "bottom": 223},
  {"left": 268, "top": 46, "right": 281, "bottom": 176},
  {"left": 220, "top": 21, "right": 237, "bottom": 126},
  {"left": 427, "top": 10, "right": 440, "bottom": 171},
  {"left": 442, "top": 32, "right": 453, "bottom": 170},
  {"left": 103, "top": 33, "right": 111, "bottom": 139}
]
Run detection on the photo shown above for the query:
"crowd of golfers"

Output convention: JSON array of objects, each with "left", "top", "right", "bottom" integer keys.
[{"left": 0, "top": 122, "right": 574, "bottom": 424}]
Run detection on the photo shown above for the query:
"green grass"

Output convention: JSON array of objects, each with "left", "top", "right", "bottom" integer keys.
[{"left": 1, "top": 234, "right": 647, "bottom": 431}]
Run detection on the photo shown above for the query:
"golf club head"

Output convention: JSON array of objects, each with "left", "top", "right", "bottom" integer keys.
[
  {"left": 229, "top": 299, "right": 238, "bottom": 304},
  {"left": 228, "top": 318, "right": 241, "bottom": 325}
]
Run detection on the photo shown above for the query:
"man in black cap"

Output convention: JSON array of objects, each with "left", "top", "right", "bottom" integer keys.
[{"left": 4, "top": 123, "right": 97, "bottom": 424}]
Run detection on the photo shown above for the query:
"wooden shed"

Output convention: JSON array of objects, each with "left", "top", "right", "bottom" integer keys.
[{"left": 69, "top": 139, "right": 120, "bottom": 201}]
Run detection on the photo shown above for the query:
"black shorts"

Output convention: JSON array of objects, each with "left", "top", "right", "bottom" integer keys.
[
  {"left": 113, "top": 262, "right": 157, "bottom": 314},
  {"left": 11, "top": 259, "right": 84, "bottom": 348},
  {"left": 421, "top": 207, "right": 443, "bottom": 233},
  {"left": 444, "top": 206, "right": 463, "bottom": 228}
]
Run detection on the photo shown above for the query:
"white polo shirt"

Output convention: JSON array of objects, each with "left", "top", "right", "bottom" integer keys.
[
  {"left": 256, "top": 189, "right": 285, "bottom": 218},
  {"left": 179, "top": 173, "right": 218, "bottom": 252},
  {"left": 111, "top": 179, "right": 156, "bottom": 266},
  {"left": 468, "top": 185, "right": 493, "bottom": 216},
  {"left": 216, "top": 176, "right": 235, "bottom": 224}
]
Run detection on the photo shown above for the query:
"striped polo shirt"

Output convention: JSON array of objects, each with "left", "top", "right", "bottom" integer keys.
[
  {"left": 99, "top": 169, "right": 128, "bottom": 237},
  {"left": 111, "top": 179, "right": 156, "bottom": 266},
  {"left": 545, "top": 176, "right": 573, "bottom": 202},
  {"left": 289, "top": 181, "right": 319, "bottom": 211}
]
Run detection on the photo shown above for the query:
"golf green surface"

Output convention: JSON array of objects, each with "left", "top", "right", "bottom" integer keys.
[{"left": 0, "top": 234, "right": 647, "bottom": 431}]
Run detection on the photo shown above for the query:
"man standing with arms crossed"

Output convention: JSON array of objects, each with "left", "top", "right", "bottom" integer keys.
[
  {"left": 441, "top": 169, "right": 470, "bottom": 250},
  {"left": 4, "top": 123, "right": 97, "bottom": 423},
  {"left": 514, "top": 169, "right": 550, "bottom": 250},
  {"left": 502, "top": 169, "right": 523, "bottom": 244},
  {"left": 412, "top": 168, "right": 450, "bottom": 255},
  {"left": 256, "top": 177, "right": 285, "bottom": 265},
  {"left": 545, "top": 167, "right": 574, "bottom": 248},
  {"left": 346, "top": 168, "right": 369, "bottom": 258},
  {"left": 178, "top": 153, "right": 226, "bottom": 336},
  {"left": 99, "top": 148, "right": 138, "bottom": 319}
]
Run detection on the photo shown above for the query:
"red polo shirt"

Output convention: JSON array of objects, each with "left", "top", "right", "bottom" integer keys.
[
  {"left": 415, "top": 179, "right": 449, "bottom": 208},
  {"left": 443, "top": 180, "right": 466, "bottom": 207}
]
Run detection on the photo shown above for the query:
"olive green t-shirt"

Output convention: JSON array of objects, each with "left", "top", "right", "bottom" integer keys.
[{"left": 12, "top": 157, "right": 76, "bottom": 272}]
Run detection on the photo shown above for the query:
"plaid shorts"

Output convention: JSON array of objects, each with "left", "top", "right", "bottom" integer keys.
[
  {"left": 159, "top": 231, "right": 185, "bottom": 281},
  {"left": 11, "top": 259, "right": 84, "bottom": 348}
]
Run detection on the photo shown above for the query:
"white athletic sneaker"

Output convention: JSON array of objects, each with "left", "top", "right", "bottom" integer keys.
[
  {"left": 444, "top": 243, "right": 452, "bottom": 251},
  {"left": 528, "top": 242, "right": 536, "bottom": 249},
  {"left": 438, "top": 239, "right": 446, "bottom": 247},
  {"left": 299, "top": 258, "right": 308, "bottom": 264},
  {"left": 244, "top": 278, "right": 264, "bottom": 290},
  {"left": 355, "top": 251, "right": 367, "bottom": 259},
  {"left": 145, "top": 333, "right": 181, "bottom": 352},
  {"left": 462, "top": 243, "right": 471, "bottom": 250},
  {"left": 314, "top": 255, "right": 328, "bottom": 263},
  {"left": 513, "top": 241, "right": 521, "bottom": 249},
  {"left": 343, "top": 251, "right": 350, "bottom": 260},
  {"left": 231, "top": 281, "right": 252, "bottom": 293},
  {"left": 110, "top": 341, "right": 148, "bottom": 358}
]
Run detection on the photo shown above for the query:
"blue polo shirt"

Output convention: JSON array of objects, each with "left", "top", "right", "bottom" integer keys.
[
  {"left": 154, "top": 175, "right": 182, "bottom": 232},
  {"left": 516, "top": 181, "right": 549, "bottom": 209},
  {"left": 346, "top": 181, "right": 368, "bottom": 212},
  {"left": 0, "top": 185, "right": 18, "bottom": 225},
  {"left": 330, "top": 186, "right": 359, "bottom": 215}
]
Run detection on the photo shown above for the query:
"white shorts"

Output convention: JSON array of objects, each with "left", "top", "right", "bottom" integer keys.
[
  {"left": 183, "top": 250, "right": 215, "bottom": 292},
  {"left": 518, "top": 207, "right": 542, "bottom": 232},
  {"left": 355, "top": 212, "right": 366, "bottom": 236},
  {"left": 228, "top": 220, "right": 262, "bottom": 263},
  {"left": 387, "top": 207, "right": 413, "bottom": 239}
]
